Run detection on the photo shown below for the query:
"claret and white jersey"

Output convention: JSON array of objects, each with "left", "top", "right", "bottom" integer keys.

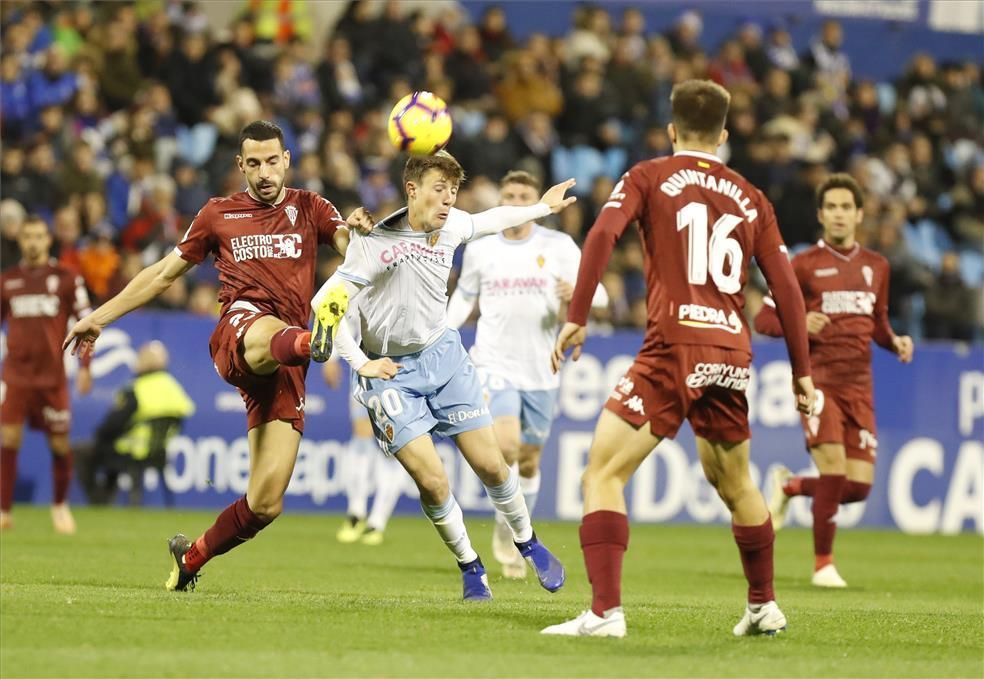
[
  {"left": 336, "top": 206, "right": 479, "bottom": 356},
  {"left": 456, "top": 226, "right": 588, "bottom": 391}
]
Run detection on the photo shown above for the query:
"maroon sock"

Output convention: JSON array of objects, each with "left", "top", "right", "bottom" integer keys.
[
  {"left": 812, "top": 474, "right": 845, "bottom": 559},
  {"left": 269, "top": 326, "right": 311, "bottom": 366},
  {"left": 1, "top": 447, "right": 18, "bottom": 512},
  {"left": 52, "top": 450, "right": 73, "bottom": 505},
  {"left": 841, "top": 480, "right": 871, "bottom": 504},
  {"left": 188, "top": 496, "right": 272, "bottom": 572},
  {"left": 732, "top": 518, "right": 776, "bottom": 605},
  {"left": 580, "top": 510, "right": 629, "bottom": 616},
  {"left": 783, "top": 476, "right": 818, "bottom": 497}
]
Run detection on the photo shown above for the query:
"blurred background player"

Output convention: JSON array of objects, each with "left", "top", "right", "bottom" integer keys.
[
  {"left": 545, "top": 80, "right": 815, "bottom": 638},
  {"left": 1, "top": 215, "right": 92, "bottom": 533},
  {"left": 756, "top": 173, "right": 914, "bottom": 588},
  {"left": 76, "top": 341, "right": 194, "bottom": 507},
  {"left": 311, "top": 152, "right": 575, "bottom": 600},
  {"left": 324, "top": 301, "right": 404, "bottom": 546},
  {"left": 64, "top": 121, "right": 373, "bottom": 591},
  {"left": 447, "top": 169, "right": 609, "bottom": 578}
]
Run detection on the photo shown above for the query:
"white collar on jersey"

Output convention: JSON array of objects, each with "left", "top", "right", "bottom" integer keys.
[
  {"left": 818, "top": 239, "right": 860, "bottom": 261},
  {"left": 673, "top": 150, "right": 722, "bottom": 163}
]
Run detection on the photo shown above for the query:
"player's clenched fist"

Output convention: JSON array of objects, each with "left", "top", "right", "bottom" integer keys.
[
  {"left": 64, "top": 316, "right": 103, "bottom": 358},
  {"left": 540, "top": 178, "right": 578, "bottom": 214},
  {"left": 892, "top": 335, "right": 914, "bottom": 364},
  {"left": 346, "top": 207, "right": 375, "bottom": 235},
  {"left": 805, "top": 311, "right": 831, "bottom": 335},
  {"left": 358, "top": 358, "right": 402, "bottom": 380},
  {"left": 551, "top": 322, "right": 587, "bottom": 374},
  {"left": 793, "top": 375, "right": 816, "bottom": 415}
]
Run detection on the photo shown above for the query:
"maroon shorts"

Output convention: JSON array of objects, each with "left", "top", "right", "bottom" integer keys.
[
  {"left": 801, "top": 383, "right": 877, "bottom": 464},
  {"left": 605, "top": 344, "right": 751, "bottom": 442},
  {"left": 0, "top": 380, "right": 71, "bottom": 434},
  {"left": 209, "top": 308, "right": 307, "bottom": 434}
]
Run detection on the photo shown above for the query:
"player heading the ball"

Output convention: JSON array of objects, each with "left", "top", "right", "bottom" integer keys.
[{"left": 310, "top": 151, "right": 576, "bottom": 600}]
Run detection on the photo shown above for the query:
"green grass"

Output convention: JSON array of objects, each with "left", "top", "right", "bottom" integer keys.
[{"left": 1, "top": 507, "right": 981, "bottom": 678}]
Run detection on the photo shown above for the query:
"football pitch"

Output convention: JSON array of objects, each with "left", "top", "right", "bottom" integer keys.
[{"left": 1, "top": 507, "right": 981, "bottom": 678}]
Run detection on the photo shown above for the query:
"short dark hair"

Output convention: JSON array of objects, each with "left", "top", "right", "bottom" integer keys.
[
  {"left": 815, "top": 173, "right": 864, "bottom": 210},
  {"left": 403, "top": 150, "right": 465, "bottom": 190},
  {"left": 238, "top": 120, "right": 284, "bottom": 152},
  {"left": 670, "top": 79, "right": 732, "bottom": 143},
  {"left": 499, "top": 170, "right": 541, "bottom": 192}
]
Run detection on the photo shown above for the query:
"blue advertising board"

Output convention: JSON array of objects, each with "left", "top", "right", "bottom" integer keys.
[{"left": 3, "top": 312, "right": 981, "bottom": 534}]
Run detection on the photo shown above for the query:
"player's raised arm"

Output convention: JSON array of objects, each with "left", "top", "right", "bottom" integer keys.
[
  {"left": 467, "top": 179, "right": 577, "bottom": 240},
  {"left": 552, "top": 170, "right": 642, "bottom": 373},
  {"left": 63, "top": 250, "right": 194, "bottom": 356}
]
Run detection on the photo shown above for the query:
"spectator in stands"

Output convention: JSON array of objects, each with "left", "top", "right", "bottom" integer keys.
[
  {"left": 495, "top": 49, "right": 563, "bottom": 123},
  {"left": 0, "top": 51, "right": 32, "bottom": 140},
  {"left": 0, "top": 199, "right": 26, "bottom": 269},
  {"left": 924, "top": 252, "right": 977, "bottom": 341},
  {"left": 477, "top": 5, "right": 515, "bottom": 62}
]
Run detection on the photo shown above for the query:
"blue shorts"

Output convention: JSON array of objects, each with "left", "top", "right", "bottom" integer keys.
[
  {"left": 353, "top": 329, "right": 492, "bottom": 455},
  {"left": 479, "top": 370, "right": 559, "bottom": 447}
]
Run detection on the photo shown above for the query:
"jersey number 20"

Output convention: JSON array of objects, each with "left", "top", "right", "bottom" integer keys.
[{"left": 676, "top": 202, "right": 743, "bottom": 294}]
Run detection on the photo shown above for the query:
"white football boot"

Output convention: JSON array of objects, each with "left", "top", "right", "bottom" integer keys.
[
  {"left": 812, "top": 563, "right": 848, "bottom": 588},
  {"left": 767, "top": 466, "right": 794, "bottom": 530},
  {"left": 733, "top": 601, "right": 787, "bottom": 636},
  {"left": 541, "top": 608, "right": 626, "bottom": 638}
]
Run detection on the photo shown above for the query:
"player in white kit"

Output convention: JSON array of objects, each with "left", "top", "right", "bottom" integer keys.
[
  {"left": 447, "top": 170, "right": 610, "bottom": 578},
  {"left": 324, "top": 300, "right": 406, "bottom": 546},
  {"left": 309, "top": 152, "right": 578, "bottom": 600}
]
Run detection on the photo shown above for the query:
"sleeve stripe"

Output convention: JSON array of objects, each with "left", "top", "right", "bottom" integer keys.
[
  {"left": 456, "top": 286, "right": 478, "bottom": 298},
  {"left": 338, "top": 271, "right": 370, "bottom": 286}
]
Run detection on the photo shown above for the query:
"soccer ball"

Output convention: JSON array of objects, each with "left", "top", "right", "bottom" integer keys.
[{"left": 387, "top": 91, "right": 453, "bottom": 155}]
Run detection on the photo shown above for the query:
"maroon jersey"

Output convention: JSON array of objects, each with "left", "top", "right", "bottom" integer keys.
[
  {"left": 175, "top": 188, "right": 346, "bottom": 327},
  {"left": 1, "top": 261, "right": 91, "bottom": 387},
  {"left": 756, "top": 240, "right": 894, "bottom": 387},
  {"left": 570, "top": 151, "right": 802, "bottom": 363}
]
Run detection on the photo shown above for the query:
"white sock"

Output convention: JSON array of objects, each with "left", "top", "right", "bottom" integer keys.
[
  {"left": 367, "top": 454, "right": 403, "bottom": 531},
  {"left": 421, "top": 493, "right": 478, "bottom": 564},
  {"left": 345, "top": 436, "right": 375, "bottom": 519},
  {"left": 520, "top": 471, "right": 541, "bottom": 516},
  {"left": 484, "top": 466, "right": 533, "bottom": 543}
]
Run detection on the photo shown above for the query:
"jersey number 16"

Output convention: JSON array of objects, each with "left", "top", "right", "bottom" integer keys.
[{"left": 676, "top": 202, "right": 744, "bottom": 294}]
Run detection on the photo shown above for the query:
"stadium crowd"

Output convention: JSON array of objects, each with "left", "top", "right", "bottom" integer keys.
[{"left": 0, "top": 1, "right": 981, "bottom": 340}]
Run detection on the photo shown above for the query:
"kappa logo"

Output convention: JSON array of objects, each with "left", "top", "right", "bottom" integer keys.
[
  {"left": 285, "top": 205, "right": 298, "bottom": 227},
  {"left": 814, "top": 267, "right": 838, "bottom": 277},
  {"left": 862, "top": 265, "right": 873, "bottom": 287},
  {"left": 625, "top": 395, "right": 645, "bottom": 415}
]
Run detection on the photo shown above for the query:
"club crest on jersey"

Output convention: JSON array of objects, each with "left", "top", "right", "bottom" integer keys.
[
  {"left": 46, "top": 275, "right": 59, "bottom": 294},
  {"left": 536, "top": 255, "right": 545, "bottom": 268},
  {"left": 285, "top": 205, "right": 298, "bottom": 227},
  {"left": 428, "top": 232, "right": 440, "bottom": 247},
  {"left": 862, "top": 265, "right": 873, "bottom": 287},
  {"left": 383, "top": 423, "right": 395, "bottom": 442}
]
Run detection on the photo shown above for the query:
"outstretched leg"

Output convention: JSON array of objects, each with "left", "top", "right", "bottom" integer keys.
[{"left": 166, "top": 419, "right": 300, "bottom": 591}]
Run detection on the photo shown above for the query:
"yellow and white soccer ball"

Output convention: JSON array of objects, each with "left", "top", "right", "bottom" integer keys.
[{"left": 387, "top": 91, "right": 453, "bottom": 155}]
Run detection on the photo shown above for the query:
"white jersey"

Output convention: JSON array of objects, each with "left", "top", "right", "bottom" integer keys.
[
  {"left": 337, "top": 207, "right": 477, "bottom": 356},
  {"left": 457, "top": 225, "right": 584, "bottom": 390}
]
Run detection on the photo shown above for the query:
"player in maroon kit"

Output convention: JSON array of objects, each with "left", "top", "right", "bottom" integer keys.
[
  {"left": 64, "top": 121, "right": 387, "bottom": 591},
  {"left": 1, "top": 215, "right": 93, "bottom": 534},
  {"left": 755, "top": 173, "right": 913, "bottom": 588},
  {"left": 542, "top": 80, "right": 815, "bottom": 638}
]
